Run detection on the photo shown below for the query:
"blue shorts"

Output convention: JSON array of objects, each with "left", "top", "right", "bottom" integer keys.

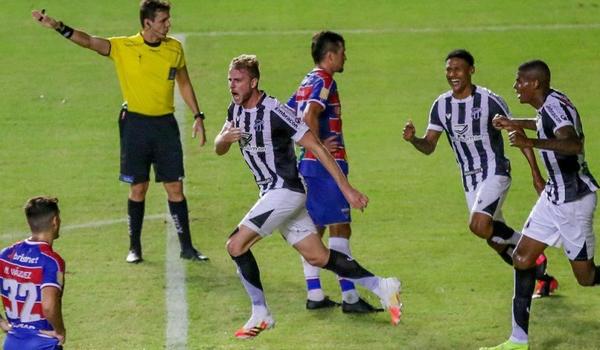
[
  {"left": 304, "top": 176, "right": 351, "bottom": 226},
  {"left": 4, "top": 332, "right": 62, "bottom": 350}
]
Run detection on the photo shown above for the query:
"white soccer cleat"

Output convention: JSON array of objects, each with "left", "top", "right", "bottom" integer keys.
[
  {"left": 378, "top": 277, "right": 403, "bottom": 325},
  {"left": 126, "top": 250, "right": 142, "bottom": 263},
  {"left": 234, "top": 312, "right": 275, "bottom": 339}
]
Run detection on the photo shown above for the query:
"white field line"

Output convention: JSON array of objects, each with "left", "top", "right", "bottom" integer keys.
[
  {"left": 166, "top": 33, "right": 189, "bottom": 350},
  {"left": 179, "top": 23, "right": 600, "bottom": 37},
  {"left": 0, "top": 214, "right": 166, "bottom": 241}
]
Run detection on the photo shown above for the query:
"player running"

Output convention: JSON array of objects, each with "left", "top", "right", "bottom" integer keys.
[
  {"left": 215, "top": 54, "right": 402, "bottom": 339},
  {"left": 403, "top": 49, "right": 557, "bottom": 296},
  {"left": 480, "top": 60, "right": 599, "bottom": 350}
]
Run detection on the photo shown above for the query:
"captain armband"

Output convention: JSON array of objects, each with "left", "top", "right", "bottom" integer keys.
[{"left": 55, "top": 21, "right": 74, "bottom": 39}]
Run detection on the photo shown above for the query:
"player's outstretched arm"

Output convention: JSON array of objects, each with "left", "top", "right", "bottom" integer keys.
[
  {"left": 403, "top": 120, "right": 441, "bottom": 155},
  {"left": 40, "top": 286, "right": 66, "bottom": 345},
  {"left": 32, "top": 9, "right": 110, "bottom": 56},
  {"left": 176, "top": 66, "right": 206, "bottom": 147},
  {"left": 492, "top": 114, "right": 537, "bottom": 131},
  {"left": 214, "top": 122, "right": 241, "bottom": 155},
  {"left": 298, "top": 130, "right": 368, "bottom": 210}
]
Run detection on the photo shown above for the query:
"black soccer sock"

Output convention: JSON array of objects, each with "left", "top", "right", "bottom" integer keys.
[
  {"left": 511, "top": 267, "right": 536, "bottom": 342},
  {"left": 168, "top": 199, "right": 194, "bottom": 252},
  {"left": 127, "top": 199, "right": 145, "bottom": 253},
  {"left": 492, "top": 220, "right": 516, "bottom": 240},
  {"left": 497, "top": 244, "right": 514, "bottom": 266},
  {"left": 324, "top": 249, "right": 374, "bottom": 279},
  {"left": 594, "top": 266, "right": 600, "bottom": 285},
  {"left": 231, "top": 249, "right": 266, "bottom": 306}
]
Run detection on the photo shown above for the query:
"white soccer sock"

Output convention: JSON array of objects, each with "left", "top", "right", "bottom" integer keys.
[
  {"left": 329, "top": 237, "right": 359, "bottom": 303},
  {"left": 301, "top": 256, "right": 324, "bottom": 301}
]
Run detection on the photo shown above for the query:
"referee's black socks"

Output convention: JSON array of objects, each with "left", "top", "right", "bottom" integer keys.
[
  {"left": 128, "top": 199, "right": 145, "bottom": 254},
  {"left": 168, "top": 199, "right": 194, "bottom": 252}
]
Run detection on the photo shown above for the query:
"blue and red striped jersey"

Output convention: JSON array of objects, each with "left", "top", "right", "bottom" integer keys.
[
  {"left": 0, "top": 239, "right": 65, "bottom": 336},
  {"left": 288, "top": 68, "right": 348, "bottom": 177}
]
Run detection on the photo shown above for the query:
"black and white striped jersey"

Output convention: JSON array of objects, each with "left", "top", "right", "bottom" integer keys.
[
  {"left": 226, "top": 93, "right": 310, "bottom": 196},
  {"left": 536, "top": 89, "right": 598, "bottom": 204},
  {"left": 428, "top": 85, "right": 511, "bottom": 192}
]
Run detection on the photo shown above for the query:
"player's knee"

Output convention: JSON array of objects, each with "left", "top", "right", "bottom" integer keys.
[
  {"left": 573, "top": 271, "right": 595, "bottom": 286},
  {"left": 304, "top": 252, "right": 328, "bottom": 267},
  {"left": 226, "top": 237, "right": 243, "bottom": 257},
  {"left": 512, "top": 252, "right": 536, "bottom": 270},
  {"left": 469, "top": 220, "right": 487, "bottom": 238},
  {"left": 129, "top": 183, "right": 149, "bottom": 200}
]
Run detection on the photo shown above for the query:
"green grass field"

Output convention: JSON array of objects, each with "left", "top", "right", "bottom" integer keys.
[{"left": 2, "top": 1, "right": 600, "bottom": 349}]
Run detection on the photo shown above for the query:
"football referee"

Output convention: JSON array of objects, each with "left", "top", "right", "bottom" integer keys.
[{"left": 32, "top": 0, "right": 209, "bottom": 263}]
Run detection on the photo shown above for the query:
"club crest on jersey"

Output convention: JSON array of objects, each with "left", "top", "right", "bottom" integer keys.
[
  {"left": 253, "top": 119, "right": 264, "bottom": 131},
  {"left": 240, "top": 132, "right": 253, "bottom": 148},
  {"left": 471, "top": 107, "right": 482, "bottom": 120}
]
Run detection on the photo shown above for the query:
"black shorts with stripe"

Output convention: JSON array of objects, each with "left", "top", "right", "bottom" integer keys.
[{"left": 118, "top": 108, "right": 184, "bottom": 184}]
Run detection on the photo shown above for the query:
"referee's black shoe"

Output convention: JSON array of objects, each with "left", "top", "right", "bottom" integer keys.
[
  {"left": 342, "top": 297, "right": 384, "bottom": 313},
  {"left": 180, "top": 248, "right": 209, "bottom": 261},
  {"left": 306, "top": 296, "right": 340, "bottom": 310}
]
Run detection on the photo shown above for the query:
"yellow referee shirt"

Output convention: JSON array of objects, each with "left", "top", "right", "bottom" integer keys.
[{"left": 108, "top": 33, "right": 185, "bottom": 116}]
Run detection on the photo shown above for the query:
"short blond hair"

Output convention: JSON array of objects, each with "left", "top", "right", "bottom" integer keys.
[{"left": 229, "top": 54, "right": 260, "bottom": 80}]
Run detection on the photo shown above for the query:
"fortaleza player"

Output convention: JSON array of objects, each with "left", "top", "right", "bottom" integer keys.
[
  {"left": 31, "top": 0, "right": 209, "bottom": 264},
  {"left": 215, "top": 54, "right": 402, "bottom": 339},
  {"left": 0, "top": 197, "right": 66, "bottom": 350}
]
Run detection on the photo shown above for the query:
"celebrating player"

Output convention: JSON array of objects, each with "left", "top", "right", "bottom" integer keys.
[
  {"left": 31, "top": 0, "right": 209, "bottom": 263},
  {"left": 0, "top": 196, "right": 66, "bottom": 349},
  {"left": 287, "top": 31, "right": 381, "bottom": 312},
  {"left": 480, "top": 60, "right": 599, "bottom": 350},
  {"left": 215, "top": 54, "right": 402, "bottom": 339},
  {"left": 403, "top": 49, "right": 557, "bottom": 295}
]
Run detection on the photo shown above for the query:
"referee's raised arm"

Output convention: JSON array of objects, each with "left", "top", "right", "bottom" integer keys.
[{"left": 32, "top": 9, "right": 111, "bottom": 56}]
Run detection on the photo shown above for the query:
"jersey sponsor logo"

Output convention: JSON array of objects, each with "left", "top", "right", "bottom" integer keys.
[
  {"left": 319, "top": 87, "right": 330, "bottom": 100},
  {"left": 10, "top": 253, "right": 39, "bottom": 265},
  {"left": 168, "top": 67, "right": 177, "bottom": 80},
  {"left": 244, "top": 145, "right": 266, "bottom": 153},
  {"left": 546, "top": 103, "right": 568, "bottom": 122},
  {"left": 240, "top": 132, "right": 253, "bottom": 148},
  {"left": 453, "top": 124, "right": 469, "bottom": 135},
  {"left": 471, "top": 107, "right": 482, "bottom": 120},
  {"left": 256, "top": 177, "right": 273, "bottom": 185},
  {"left": 464, "top": 168, "right": 483, "bottom": 176},
  {"left": 274, "top": 105, "right": 299, "bottom": 128},
  {"left": 57, "top": 271, "right": 64, "bottom": 287}
]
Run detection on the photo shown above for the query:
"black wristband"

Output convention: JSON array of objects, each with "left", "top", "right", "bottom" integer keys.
[
  {"left": 194, "top": 112, "right": 205, "bottom": 120},
  {"left": 55, "top": 21, "right": 74, "bottom": 39}
]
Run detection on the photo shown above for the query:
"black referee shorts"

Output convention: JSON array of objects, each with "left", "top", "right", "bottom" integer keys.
[{"left": 118, "top": 109, "right": 184, "bottom": 184}]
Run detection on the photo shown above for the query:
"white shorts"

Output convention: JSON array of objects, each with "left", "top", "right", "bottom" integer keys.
[
  {"left": 465, "top": 175, "right": 511, "bottom": 221},
  {"left": 522, "top": 192, "right": 597, "bottom": 261},
  {"left": 239, "top": 188, "right": 317, "bottom": 245}
]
